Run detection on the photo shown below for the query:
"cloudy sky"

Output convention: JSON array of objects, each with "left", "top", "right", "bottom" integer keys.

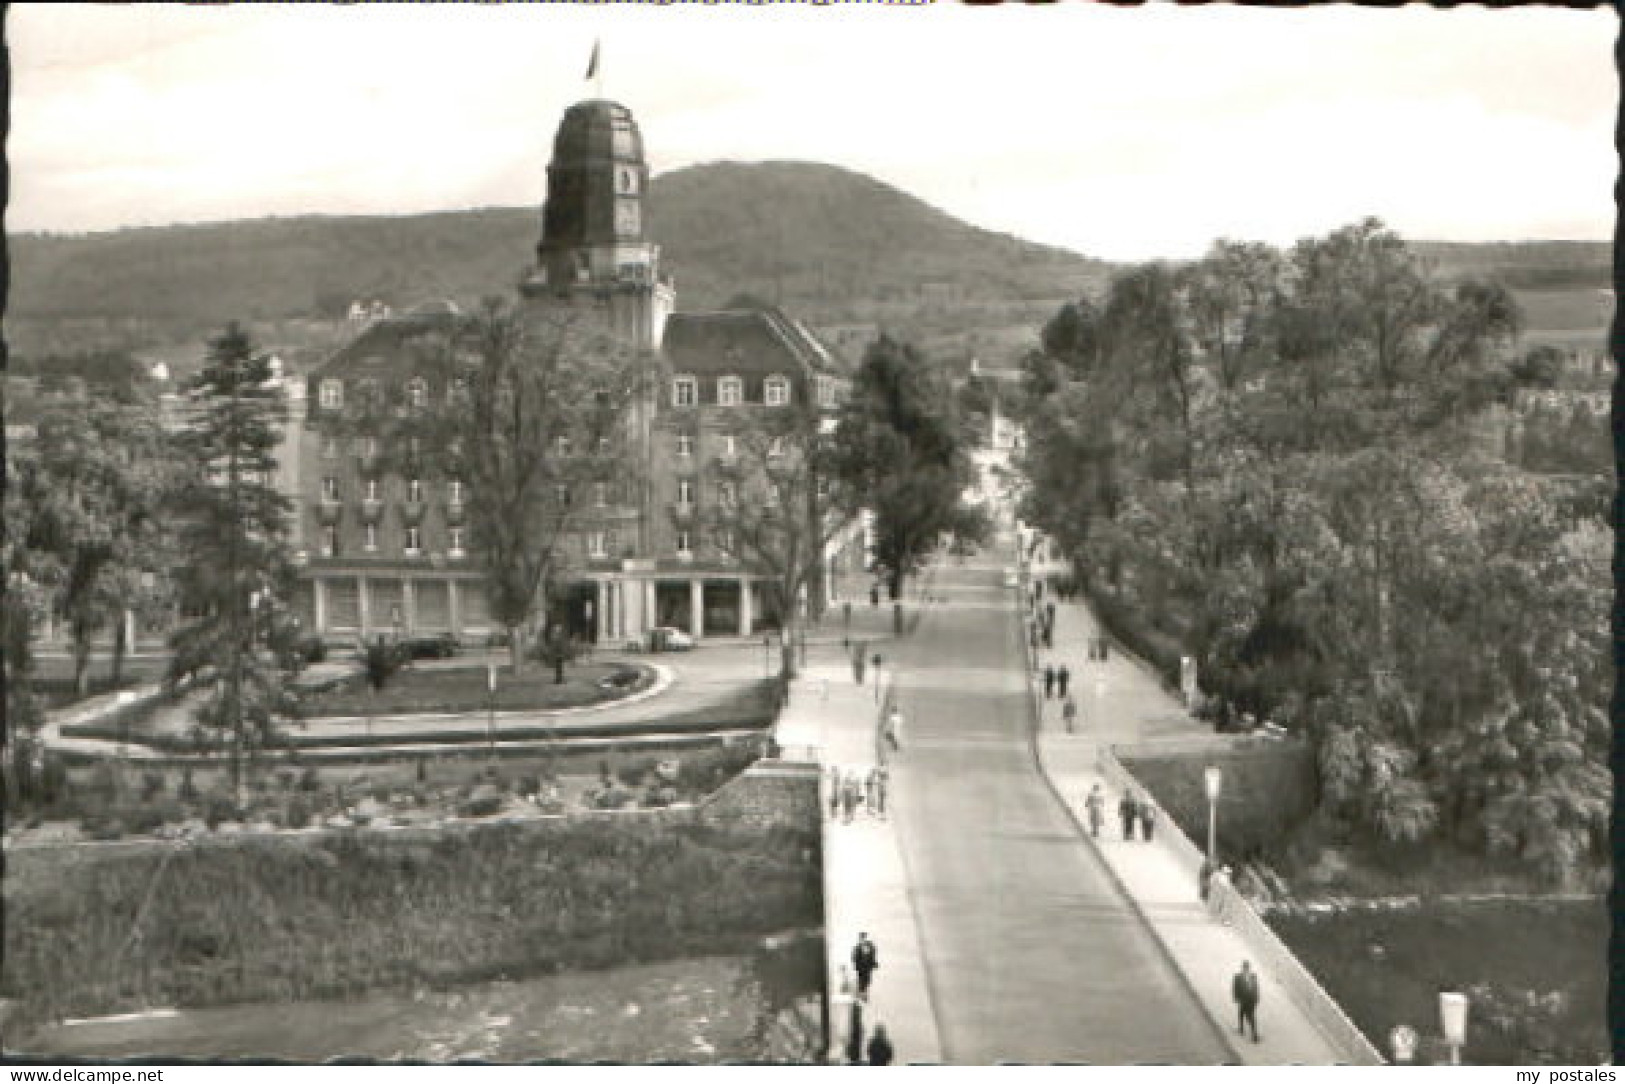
[{"left": 9, "top": 4, "right": 1616, "bottom": 261}]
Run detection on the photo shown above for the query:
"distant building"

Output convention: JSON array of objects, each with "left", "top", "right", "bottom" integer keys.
[{"left": 289, "top": 97, "right": 862, "bottom": 646}]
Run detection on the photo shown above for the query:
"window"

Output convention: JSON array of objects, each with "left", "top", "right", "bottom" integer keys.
[
  {"left": 408, "top": 478, "right": 423, "bottom": 503},
  {"left": 677, "top": 478, "right": 695, "bottom": 505},
  {"left": 718, "top": 480, "right": 736, "bottom": 506},
  {"left": 555, "top": 484, "right": 571, "bottom": 507},
  {"left": 718, "top": 375, "right": 742, "bottom": 406},
  {"left": 715, "top": 528, "right": 734, "bottom": 554},
  {"left": 406, "top": 377, "right": 428, "bottom": 409},
  {"left": 817, "top": 375, "right": 838, "bottom": 408},
  {"left": 598, "top": 435, "right": 612, "bottom": 454},
  {"left": 357, "top": 377, "right": 382, "bottom": 405},
  {"left": 319, "top": 379, "right": 344, "bottom": 410},
  {"left": 364, "top": 524, "right": 379, "bottom": 552},
  {"left": 322, "top": 526, "right": 338, "bottom": 557},
  {"left": 364, "top": 478, "right": 381, "bottom": 502},
  {"left": 355, "top": 435, "right": 379, "bottom": 459},
  {"left": 768, "top": 436, "right": 786, "bottom": 458},
  {"left": 553, "top": 434, "right": 572, "bottom": 456},
  {"left": 720, "top": 434, "right": 737, "bottom": 459},
  {"left": 588, "top": 531, "right": 607, "bottom": 558},
  {"left": 449, "top": 479, "right": 464, "bottom": 505},
  {"left": 766, "top": 481, "right": 781, "bottom": 507},
  {"left": 321, "top": 434, "right": 339, "bottom": 459},
  {"left": 448, "top": 527, "right": 465, "bottom": 557},
  {"left": 675, "top": 530, "right": 692, "bottom": 556},
  {"left": 404, "top": 526, "right": 421, "bottom": 555},
  {"left": 322, "top": 477, "right": 340, "bottom": 501},
  {"left": 676, "top": 433, "right": 694, "bottom": 457},
  {"left": 593, "top": 482, "right": 608, "bottom": 508},
  {"left": 673, "top": 375, "right": 697, "bottom": 407},
  {"left": 765, "top": 375, "right": 791, "bottom": 407}
]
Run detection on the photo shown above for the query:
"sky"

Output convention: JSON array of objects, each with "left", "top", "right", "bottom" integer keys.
[{"left": 8, "top": 3, "right": 1617, "bottom": 262}]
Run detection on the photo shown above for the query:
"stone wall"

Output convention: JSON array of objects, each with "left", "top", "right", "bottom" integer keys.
[{"left": 699, "top": 759, "right": 821, "bottom": 831}]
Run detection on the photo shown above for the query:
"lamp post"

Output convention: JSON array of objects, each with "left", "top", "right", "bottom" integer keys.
[
  {"left": 1203, "top": 765, "right": 1223, "bottom": 864},
  {"left": 1439, "top": 991, "right": 1469, "bottom": 1066}
]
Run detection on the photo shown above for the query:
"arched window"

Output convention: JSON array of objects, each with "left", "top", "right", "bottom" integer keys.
[{"left": 764, "top": 375, "right": 791, "bottom": 407}]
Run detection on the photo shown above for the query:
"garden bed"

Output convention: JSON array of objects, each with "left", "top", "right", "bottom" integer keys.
[
  {"left": 1268, "top": 896, "right": 1606, "bottom": 1064},
  {"left": 294, "top": 661, "right": 656, "bottom": 717}
]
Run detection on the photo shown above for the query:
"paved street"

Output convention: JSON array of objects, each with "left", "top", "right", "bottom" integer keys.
[{"left": 884, "top": 551, "right": 1231, "bottom": 1063}]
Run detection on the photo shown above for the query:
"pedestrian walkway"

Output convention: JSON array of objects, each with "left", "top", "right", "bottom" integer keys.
[
  {"left": 1023, "top": 574, "right": 1366, "bottom": 1064},
  {"left": 775, "top": 654, "right": 943, "bottom": 1065}
]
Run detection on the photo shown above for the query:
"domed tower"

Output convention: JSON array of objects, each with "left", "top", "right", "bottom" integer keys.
[{"left": 522, "top": 99, "right": 674, "bottom": 350}]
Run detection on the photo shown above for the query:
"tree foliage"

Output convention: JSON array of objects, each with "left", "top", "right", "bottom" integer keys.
[
  {"left": 166, "top": 323, "right": 300, "bottom": 791},
  {"left": 1016, "top": 219, "right": 1606, "bottom": 882}
]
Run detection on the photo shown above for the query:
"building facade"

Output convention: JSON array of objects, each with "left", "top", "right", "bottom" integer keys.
[{"left": 288, "top": 97, "right": 863, "bottom": 647}]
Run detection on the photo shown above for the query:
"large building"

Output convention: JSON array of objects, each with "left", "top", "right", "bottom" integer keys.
[{"left": 288, "top": 98, "right": 863, "bottom": 647}]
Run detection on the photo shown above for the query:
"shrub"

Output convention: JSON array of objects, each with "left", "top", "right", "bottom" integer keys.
[
  {"left": 285, "top": 796, "right": 312, "bottom": 829},
  {"left": 298, "top": 766, "right": 322, "bottom": 793},
  {"left": 616, "top": 757, "right": 656, "bottom": 788},
  {"left": 202, "top": 794, "right": 238, "bottom": 830},
  {"left": 140, "top": 770, "right": 167, "bottom": 802},
  {"left": 178, "top": 767, "right": 199, "bottom": 802},
  {"left": 515, "top": 774, "right": 541, "bottom": 799}
]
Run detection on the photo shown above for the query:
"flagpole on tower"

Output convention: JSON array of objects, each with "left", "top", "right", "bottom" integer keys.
[{"left": 586, "top": 39, "right": 602, "bottom": 98}]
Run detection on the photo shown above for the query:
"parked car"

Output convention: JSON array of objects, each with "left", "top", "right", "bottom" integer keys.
[
  {"left": 649, "top": 626, "right": 694, "bottom": 652},
  {"left": 402, "top": 634, "right": 461, "bottom": 660}
]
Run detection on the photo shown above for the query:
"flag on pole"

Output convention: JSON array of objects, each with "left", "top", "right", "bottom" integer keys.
[{"left": 585, "top": 40, "right": 600, "bottom": 81}]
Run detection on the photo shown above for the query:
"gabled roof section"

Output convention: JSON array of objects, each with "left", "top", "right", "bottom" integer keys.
[
  {"left": 662, "top": 306, "right": 850, "bottom": 378},
  {"left": 313, "top": 302, "right": 461, "bottom": 379}
]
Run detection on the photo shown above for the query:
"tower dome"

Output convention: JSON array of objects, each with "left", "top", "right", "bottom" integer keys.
[{"left": 538, "top": 99, "right": 650, "bottom": 274}]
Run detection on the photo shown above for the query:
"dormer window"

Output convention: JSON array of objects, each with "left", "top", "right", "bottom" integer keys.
[
  {"left": 765, "top": 375, "right": 791, "bottom": 407},
  {"left": 406, "top": 377, "right": 428, "bottom": 410},
  {"left": 319, "top": 379, "right": 344, "bottom": 410},
  {"left": 718, "top": 376, "right": 743, "bottom": 407},
  {"left": 673, "top": 375, "right": 697, "bottom": 408}
]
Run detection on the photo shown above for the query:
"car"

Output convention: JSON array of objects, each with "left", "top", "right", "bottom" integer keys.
[
  {"left": 402, "top": 633, "right": 461, "bottom": 660},
  {"left": 649, "top": 626, "right": 695, "bottom": 652},
  {"left": 1002, "top": 569, "right": 1019, "bottom": 589}
]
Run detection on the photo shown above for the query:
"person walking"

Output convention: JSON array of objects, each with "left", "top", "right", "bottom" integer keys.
[
  {"left": 853, "top": 644, "right": 867, "bottom": 686},
  {"left": 1043, "top": 665, "right": 1056, "bottom": 699},
  {"left": 864, "top": 766, "right": 879, "bottom": 815},
  {"left": 828, "top": 765, "right": 842, "bottom": 820},
  {"left": 852, "top": 933, "right": 879, "bottom": 998},
  {"left": 1045, "top": 599, "right": 1056, "bottom": 628},
  {"left": 1232, "top": 960, "right": 1262, "bottom": 1043},
  {"left": 882, "top": 705, "right": 903, "bottom": 755},
  {"left": 1057, "top": 663, "right": 1070, "bottom": 699},
  {"left": 867, "top": 1024, "right": 895, "bottom": 1066},
  {"left": 1062, "top": 695, "right": 1078, "bottom": 734},
  {"left": 1085, "top": 783, "right": 1105, "bottom": 838},
  {"left": 1139, "top": 794, "right": 1157, "bottom": 841},
  {"left": 1118, "top": 791, "right": 1139, "bottom": 841},
  {"left": 871, "top": 765, "right": 889, "bottom": 818},
  {"left": 845, "top": 998, "right": 866, "bottom": 1064},
  {"left": 1042, "top": 621, "right": 1054, "bottom": 649},
  {"left": 842, "top": 771, "right": 861, "bottom": 823}
]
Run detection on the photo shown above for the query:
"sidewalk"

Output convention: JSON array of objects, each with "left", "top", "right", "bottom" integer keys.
[
  {"left": 1022, "top": 578, "right": 1359, "bottom": 1065},
  {"left": 775, "top": 653, "right": 943, "bottom": 1066}
]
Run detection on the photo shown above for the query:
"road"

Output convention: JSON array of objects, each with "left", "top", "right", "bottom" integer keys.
[{"left": 887, "top": 552, "right": 1231, "bottom": 1064}]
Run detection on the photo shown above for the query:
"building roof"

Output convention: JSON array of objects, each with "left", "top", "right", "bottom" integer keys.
[
  {"left": 662, "top": 308, "right": 850, "bottom": 378},
  {"left": 313, "top": 304, "right": 461, "bottom": 378}
]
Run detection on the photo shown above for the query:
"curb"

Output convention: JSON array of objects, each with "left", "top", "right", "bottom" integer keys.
[{"left": 1014, "top": 562, "right": 1244, "bottom": 1065}]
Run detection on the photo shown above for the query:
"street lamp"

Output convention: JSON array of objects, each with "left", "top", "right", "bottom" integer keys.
[
  {"left": 1203, "top": 765, "right": 1223, "bottom": 863},
  {"left": 1439, "top": 991, "right": 1469, "bottom": 1066}
]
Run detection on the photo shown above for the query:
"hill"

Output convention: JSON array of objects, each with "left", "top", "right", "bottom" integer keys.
[
  {"left": 1413, "top": 240, "right": 1612, "bottom": 291},
  {"left": 6, "top": 162, "right": 1109, "bottom": 359}
]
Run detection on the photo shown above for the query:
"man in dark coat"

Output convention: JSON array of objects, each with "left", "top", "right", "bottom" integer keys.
[
  {"left": 1057, "top": 664, "right": 1071, "bottom": 699},
  {"left": 867, "top": 1024, "right": 895, "bottom": 1065},
  {"left": 1118, "top": 791, "right": 1138, "bottom": 840},
  {"left": 852, "top": 933, "right": 879, "bottom": 997},
  {"left": 1233, "top": 960, "right": 1261, "bottom": 1042},
  {"left": 845, "top": 999, "right": 865, "bottom": 1064},
  {"left": 1043, "top": 665, "right": 1056, "bottom": 699}
]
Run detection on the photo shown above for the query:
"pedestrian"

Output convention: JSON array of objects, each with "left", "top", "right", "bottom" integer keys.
[
  {"left": 854, "top": 645, "right": 867, "bottom": 685},
  {"left": 1085, "top": 783, "right": 1105, "bottom": 838},
  {"left": 1199, "top": 857, "right": 1214, "bottom": 901},
  {"left": 1062, "top": 695, "right": 1078, "bottom": 734},
  {"left": 882, "top": 705, "right": 903, "bottom": 754},
  {"left": 864, "top": 766, "right": 879, "bottom": 815},
  {"left": 852, "top": 933, "right": 879, "bottom": 997},
  {"left": 842, "top": 771, "right": 860, "bottom": 823},
  {"left": 1118, "top": 790, "right": 1138, "bottom": 840},
  {"left": 1232, "top": 960, "right": 1261, "bottom": 1043},
  {"left": 872, "top": 765, "right": 889, "bottom": 817},
  {"left": 1045, "top": 599, "right": 1056, "bottom": 627},
  {"left": 1099, "top": 638, "right": 1109, "bottom": 662},
  {"left": 829, "top": 765, "right": 842, "bottom": 820},
  {"left": 1043, "top": 665, "right": 1056, "bottom": 699},
  {"left": 1029, "top": 623, "right": 1039, "bottom": 651},
  {"left": 869, "top": 585, "right": 880, "bottom": 608},
  {"left": 1057, "top": 664, "right": 1070, "bottom": 699},
  {"left": 867, "top": 1024, "right": 895, "bottom": 1066},
  {"left": 1139, "top": 795, "right": 1157, "bottom": 841},
  {"left": 1042, "top": 623, "right": 1054, "bottom": 649},
  {"left": 846, "top": 998, "right": 866, "bottom": 1064}
]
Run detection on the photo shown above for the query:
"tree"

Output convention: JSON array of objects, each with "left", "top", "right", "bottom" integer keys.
[
  {"left": 353, "top": 298, "right": 650, "bottom": 672},
  {"left": 166, "top": 323, "right": 299, "bottom": 796},
  {"left": 698, "top": 399, "right": 860, "bottom": 676},
  {"left": 23, "top": 393, "right": 177, "bottom": 695},
  {"left": 833, "top": 335, "right": 976, "bottom": 606}
]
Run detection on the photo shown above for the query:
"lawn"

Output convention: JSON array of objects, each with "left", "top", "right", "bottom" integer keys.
[
  {"left": 1269, "top": 897, "right": 1607, "bottom": 1065},
  {"left": 300, "top": 661, "right": 654, "bottom": 717}
]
